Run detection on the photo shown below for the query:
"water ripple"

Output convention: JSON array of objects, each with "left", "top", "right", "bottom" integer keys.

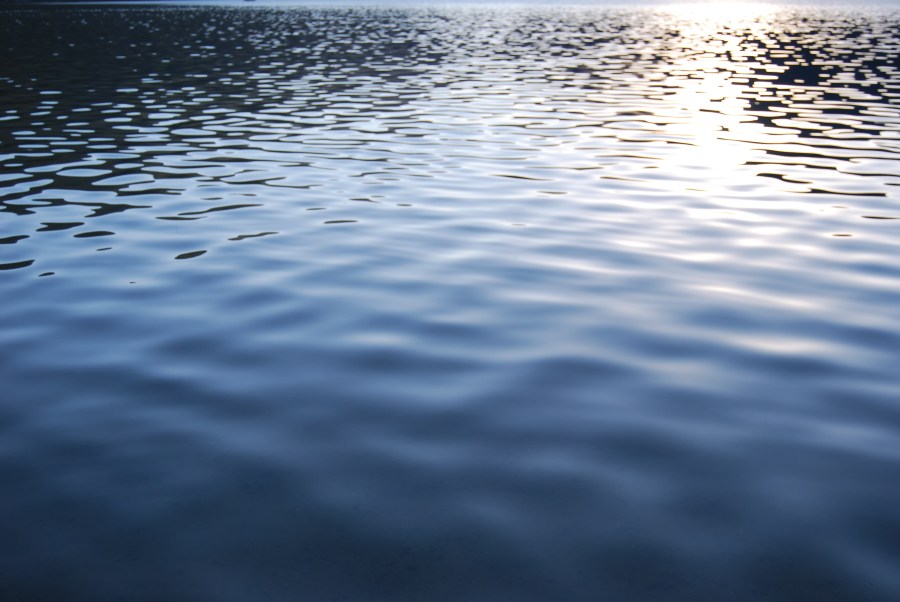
[{"left": 2, "top": 3, "right": 900, "bottom": 602}]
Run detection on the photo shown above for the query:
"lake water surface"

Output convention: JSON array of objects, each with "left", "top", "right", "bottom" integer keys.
[{"left": 2, "top": 3, "right": 900, "bottom": 601}]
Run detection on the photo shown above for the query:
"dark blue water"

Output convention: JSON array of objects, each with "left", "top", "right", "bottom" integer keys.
[{"left": 2, "top": 3, "right": 900, "bottom": 600}]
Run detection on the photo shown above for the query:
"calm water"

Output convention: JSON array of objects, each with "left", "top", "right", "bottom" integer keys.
[{"left": 2, "top": 2, "right": 900, "bottom": 600}]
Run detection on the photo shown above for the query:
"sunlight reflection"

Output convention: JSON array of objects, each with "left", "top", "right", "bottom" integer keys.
[{"left": 651, "top": 5, "right": 784, "bottom": 198}]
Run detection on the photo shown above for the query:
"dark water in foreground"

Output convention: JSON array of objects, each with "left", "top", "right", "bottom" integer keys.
[{"left": 3, "top": 3, "right": 900, "bottom": 600}]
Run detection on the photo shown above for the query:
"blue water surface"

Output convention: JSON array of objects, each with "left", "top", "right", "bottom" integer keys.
[{"left": 2, "top": 2, "right": 900, "bottom": 601}]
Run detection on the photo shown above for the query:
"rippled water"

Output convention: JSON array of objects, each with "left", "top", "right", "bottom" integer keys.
[{"left": 2, "top": 2, "right": 900, "bottom": 600}]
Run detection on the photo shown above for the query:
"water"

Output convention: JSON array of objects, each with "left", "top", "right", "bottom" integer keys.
[{"left": 2, "top": 2, "right": 900, "bottom": 600}]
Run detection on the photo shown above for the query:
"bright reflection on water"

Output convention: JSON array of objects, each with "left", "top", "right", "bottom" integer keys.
[{"left": 2, "top": 3, "right": 900, "bottom": 601}]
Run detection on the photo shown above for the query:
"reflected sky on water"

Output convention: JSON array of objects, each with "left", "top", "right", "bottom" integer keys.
[{"left": 1, "top": 3, "right": 900, "bottom": 602}]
